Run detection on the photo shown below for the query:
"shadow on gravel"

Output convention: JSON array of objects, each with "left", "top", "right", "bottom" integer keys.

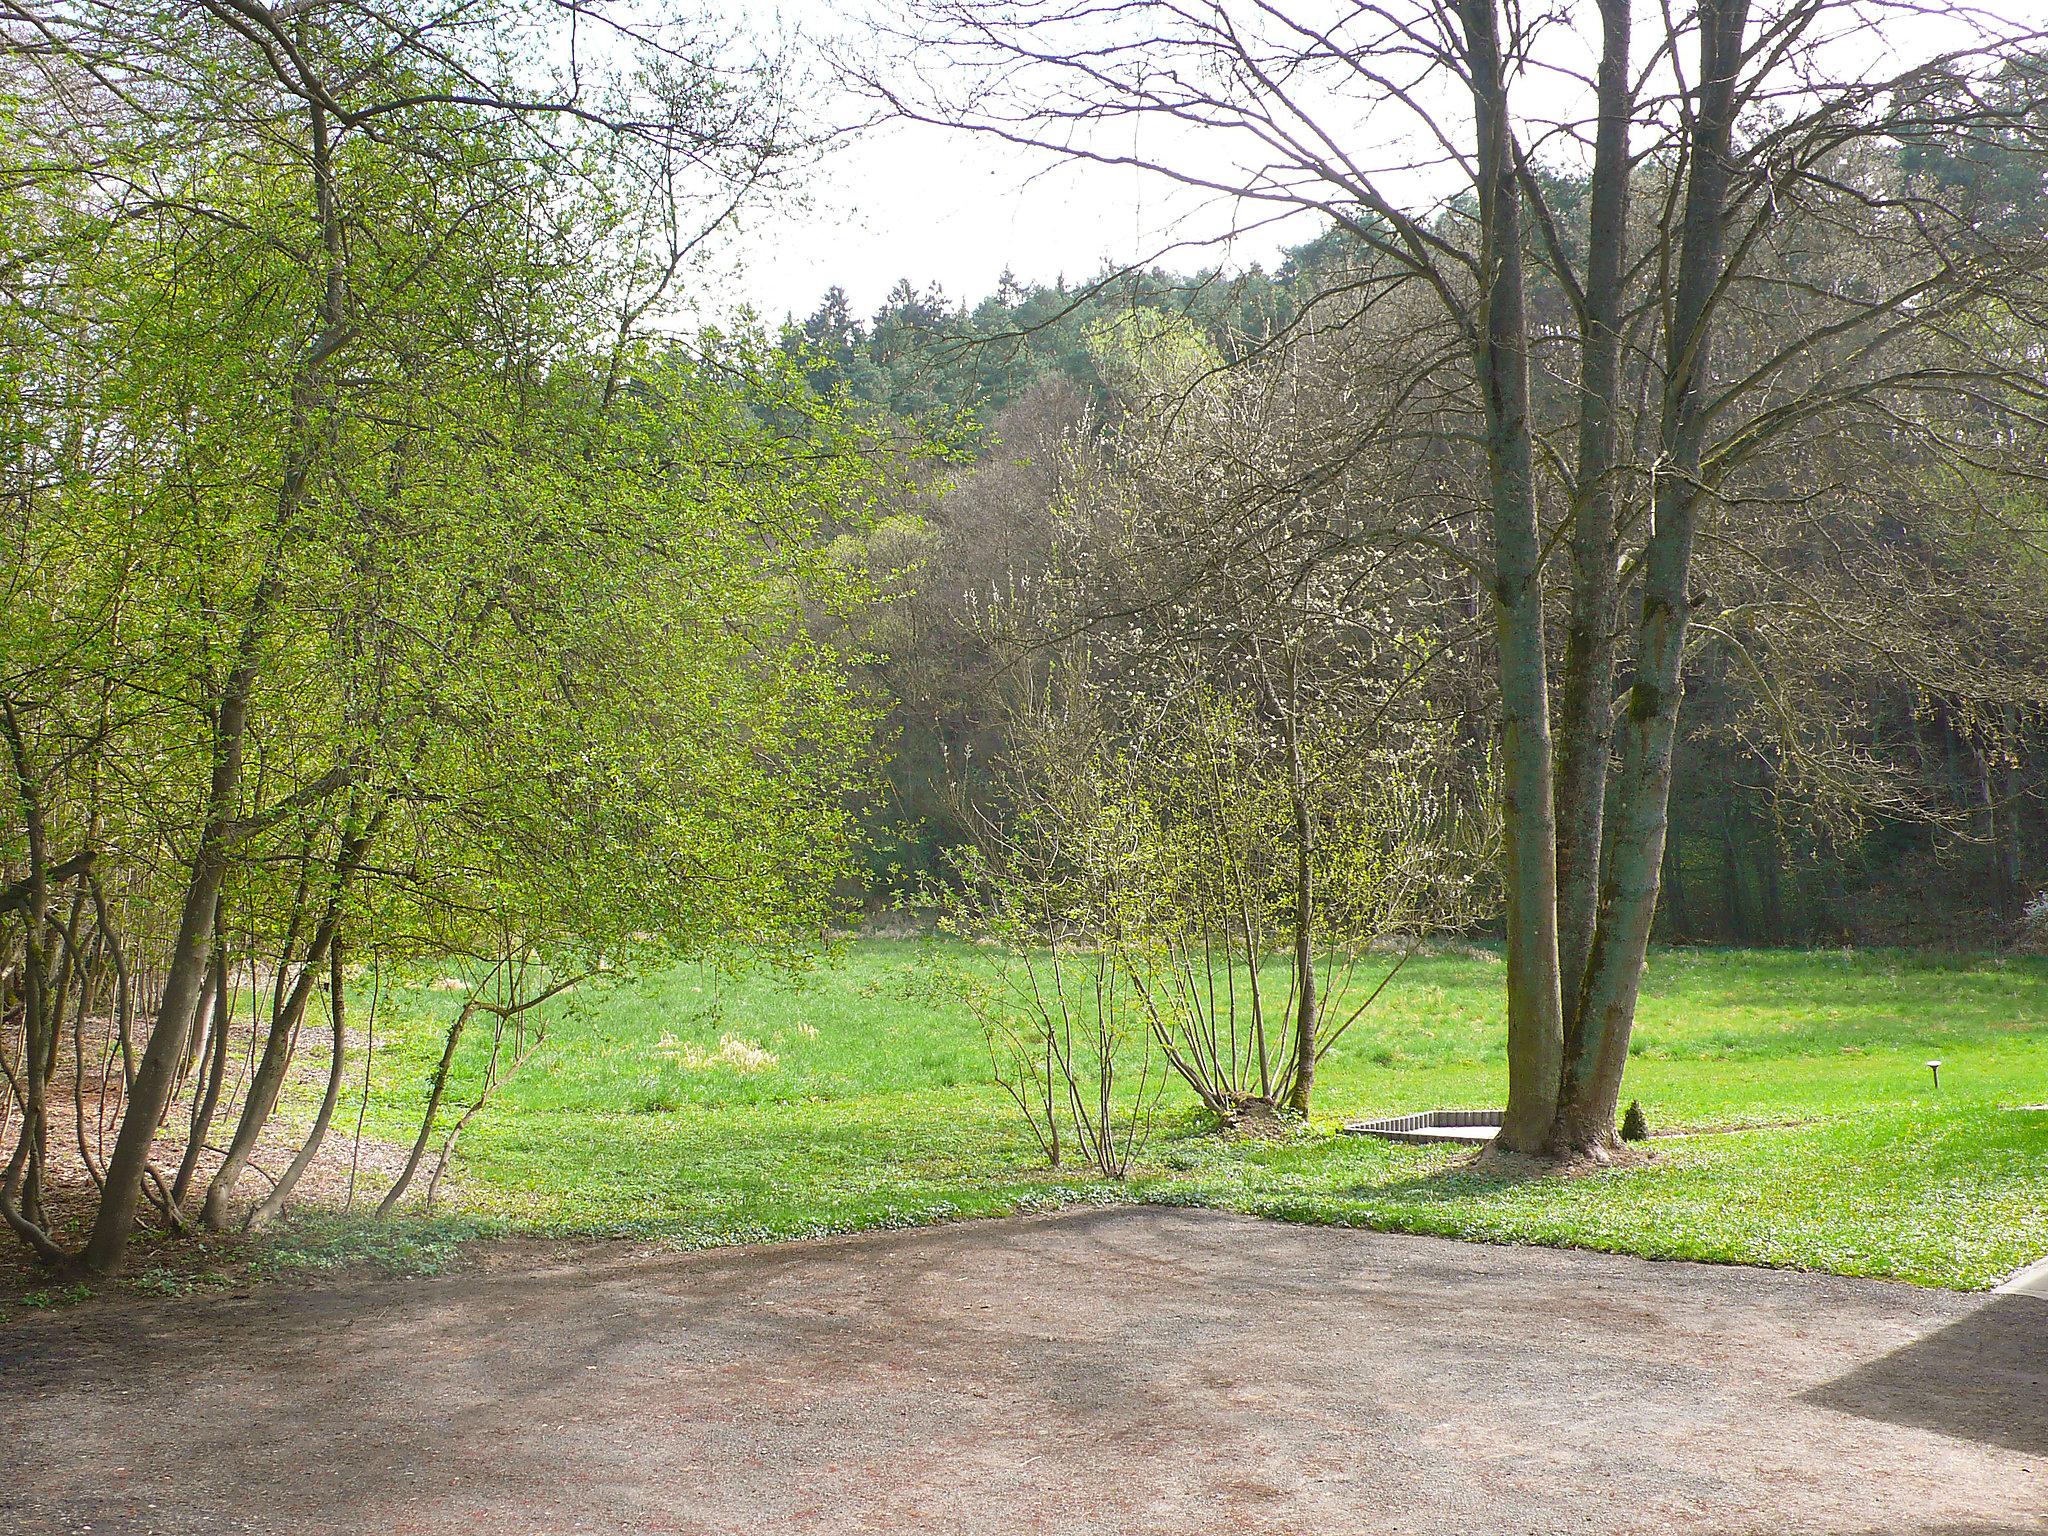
[{"left": 1802, "top": 1292, "right": 2048, "bottom": 1457}]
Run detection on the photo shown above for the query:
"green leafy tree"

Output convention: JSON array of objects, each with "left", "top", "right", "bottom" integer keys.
[{"left": 0, "top": 0, "right": 891, "bottom": 1271}]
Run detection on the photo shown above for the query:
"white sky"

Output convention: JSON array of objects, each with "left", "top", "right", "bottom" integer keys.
[
  {"left": 711, "top": 0, "right": 1332, "bottom": 322},
  {"left": 723, "top": 114, "right": 1314, "bottom": 323},
  {"left": 710, "top": 0, "right": 2039, "bottom": 325}
]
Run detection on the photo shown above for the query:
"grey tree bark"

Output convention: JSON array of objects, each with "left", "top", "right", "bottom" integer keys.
[
  {"left": 1460, "top": 0, "right": 1563, "bottom": 1153},
  {"left": 85, "top": 571, "right": 274, "bottom": 1272},
  {"left": 1552, "top": 0, "right": 1750, "bottom": 1154},
  {"left": 1551, "top": 0, "right": 1633, "bottom": 1036},
  {"left": 247, "top": 934, "right": 349, "bottom": 1230}
]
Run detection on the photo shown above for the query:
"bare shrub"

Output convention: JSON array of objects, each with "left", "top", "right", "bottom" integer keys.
[{"left": 943, "top": 680, "right": 1164, "bottom": 1177}]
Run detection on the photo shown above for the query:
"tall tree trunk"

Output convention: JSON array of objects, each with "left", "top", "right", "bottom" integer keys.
[
  {"left": 1461, "top": 0, "right": 1562, "bottom": 1153},
  {"left": 1555, "top": 0, "right": 1635, "bottom": 1051},
  {"left": 1285, "top": 710, "right": 1317, "bottom": 1118},
  {"left": 89, "top": 81, "right": 350, "bottom": 1269},
  {"left": 1551, "top": 0, "right": 1751, "bottom": 1155}
]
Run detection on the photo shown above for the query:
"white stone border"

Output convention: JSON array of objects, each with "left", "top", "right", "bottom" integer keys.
[{"left": 1995, "top": 1254, "right": 2048, "bottom": 1296}]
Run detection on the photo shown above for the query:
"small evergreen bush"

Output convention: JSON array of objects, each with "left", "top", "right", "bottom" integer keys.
[{"left": 1620, "top": 1099, "right": 1650, "bottom": 1142}]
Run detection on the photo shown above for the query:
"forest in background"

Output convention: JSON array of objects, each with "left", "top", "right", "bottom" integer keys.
[{"left": 780, "top": 206, "right": 2048, "bottom": 950}]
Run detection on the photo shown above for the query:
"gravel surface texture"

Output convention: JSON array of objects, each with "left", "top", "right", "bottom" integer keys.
[{"left": 2, "top": 1206, "right": 2041, "bottom": 1534}]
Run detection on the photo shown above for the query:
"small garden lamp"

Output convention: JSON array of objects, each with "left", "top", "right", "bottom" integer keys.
[{"left": 1927, "top": 1059, "right": 1942, "bottom": 1091}]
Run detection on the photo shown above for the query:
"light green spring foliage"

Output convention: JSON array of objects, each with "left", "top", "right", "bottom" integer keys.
[
  {"left": 1082, "top": 307, "right": 1225, "bottom": 404},
  {"left": 955, "top": 303, "right": 1490, "bottom": 1118},
  {"left": 1120, "top": 683, "right": 1467, "bottom": 950},
  {"left": 0, "top": 8, "right": 891, "bottom": 978}
]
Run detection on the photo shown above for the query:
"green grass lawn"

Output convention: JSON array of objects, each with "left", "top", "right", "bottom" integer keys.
[{"left": 335, "top": 940, "right": 2048, "bottom": 1292}]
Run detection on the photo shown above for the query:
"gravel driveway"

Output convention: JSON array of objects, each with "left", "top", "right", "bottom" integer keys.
[{"left": 2, "top": 1206, "right": 2041, "bottom": 1534}]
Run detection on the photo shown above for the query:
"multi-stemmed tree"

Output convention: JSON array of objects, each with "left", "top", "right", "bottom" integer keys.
[
  {"left": 863, "top": 0, "right": 2048, "bottom": 1155},
  {"left": 0, "top": 0, "right": 888, "bottom": 1271}
]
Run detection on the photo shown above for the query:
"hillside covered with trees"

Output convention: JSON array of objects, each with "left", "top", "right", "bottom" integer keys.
[{"left": 786, "top": 175, "right": 2048, "bottom": 951}]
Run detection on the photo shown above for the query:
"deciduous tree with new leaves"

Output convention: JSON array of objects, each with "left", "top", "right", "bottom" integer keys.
[{"left": 0, "top": 0, "right": 892, "bottom": 1271}]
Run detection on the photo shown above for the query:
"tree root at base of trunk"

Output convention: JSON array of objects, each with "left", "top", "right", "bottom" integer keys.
[{"left": 1470, "top": 1137, "right": 1656, "bottom": 1180}]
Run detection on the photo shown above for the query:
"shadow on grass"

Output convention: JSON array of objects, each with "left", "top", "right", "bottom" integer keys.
[
  {"left": 1318, "top": 1142, "right": 1666, "bottom": 1206},
  {"left": 1302, "top": 1165, "right": 1535, "bottom": 1210},
  {"left": 1801, "top": 1292, "right": 2048, "bottom": 1457}
]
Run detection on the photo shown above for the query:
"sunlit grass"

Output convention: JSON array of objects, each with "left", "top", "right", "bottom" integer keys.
[{"left": 346, "top": 940, "right": 2048, "bottom": 1291}]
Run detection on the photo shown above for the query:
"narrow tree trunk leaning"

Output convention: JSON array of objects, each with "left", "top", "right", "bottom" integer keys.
[
  {"left": 1460, "top": 0, "right": 1563, "bottom": 1154},
  {"left": 171, "top": 951, "right": 232, "bottom": 1210},
  {"left": 1550, "top": 0, "right": 1749, "bottom": 1155},
  {"left": 423, "top": 1005, "right": 550, "bottom": 1209},
  {"left": 201, "top": 912, "right": 334, "bottom": 1229},
  {"left": 247, "top": 935, "right": 348, "bottom": 1230},
  {"left": 81, "top": 811, "right": 231, "bottom": 1262},
  {"left": 204, "top": 801, "right": 385, "bottom": 1228},
  {"left": 69, "top": 928, "right": 112, "bottom": 1188},
  {"left": 377, "top": 1000, "right": 475, "bottom": 1217},
  {"left": 44, "top": 888, "right": 91, "bottom": 1104},
  {"left": 179, "top": 954, "right": 217, "bottom": 1096},
  {"left": 0, "top": 703, "right": 66, "bottom": 1259},
  {"left": 376, "top": 969, "right": 578, "bottom": 1217}
]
